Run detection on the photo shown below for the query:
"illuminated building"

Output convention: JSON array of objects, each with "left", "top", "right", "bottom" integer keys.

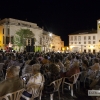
[{"left": 69, "top": 19, "right": 100, "bottom": 53}]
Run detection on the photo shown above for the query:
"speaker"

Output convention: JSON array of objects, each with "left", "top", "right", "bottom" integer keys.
[
  {"left": 31, "top": 38, "right": 35, "bottom": 46},
  {"left": 26, "top": 46, "right": 35, "bottom": 52},
  {"left": 26, "top": 46, "right": 30, "bottom": 52}
]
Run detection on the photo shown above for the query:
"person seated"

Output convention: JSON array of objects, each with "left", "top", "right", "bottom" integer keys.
[
  {"left": 43, "top": 63, "right": 60, "bottom": 94},
  {"left": 65, "top": 61, "right": 80, "bottom": 83},
  {"left": 0, "top": 66, "right": 24, "bottom": 97},
  {"left": 7, "top": 55, "right": 19, "bottom": 68},
  {"left": 26, "top": 64, "right": 45, "bottom": 87},
  {"left": 20, "top": 64, "right": 45, "bottom": 100}
]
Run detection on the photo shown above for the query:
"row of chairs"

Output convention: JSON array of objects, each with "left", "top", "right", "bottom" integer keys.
[{"left": 0, "top": 72, "right": 81, "bottom": 100}]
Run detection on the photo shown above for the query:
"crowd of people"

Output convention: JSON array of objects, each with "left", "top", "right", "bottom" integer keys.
[{"left": 0, "top": 51, "right": 100, "bottom": 100}]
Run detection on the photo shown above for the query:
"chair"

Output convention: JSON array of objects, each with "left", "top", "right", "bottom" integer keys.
[
  {"left": 48, "top": 78, "right": 62, "bottom": 100},
  {"left": 0, "top": 89, "right": 24, "bottom": 100},
  {"left": 0, "top": 63, "right": 4, "bottom": 80},
  {"left": 21, "top": 83, "right": 44, "bottom": 100},
  {"left": 84, "top": 70, "right": 98, "bottom": 88},
  {"left": 21, "top": 75, "right": 45, "bottom": 100},
  {"left": 62, "top": 72, "right": 81, "bottom": 96}
]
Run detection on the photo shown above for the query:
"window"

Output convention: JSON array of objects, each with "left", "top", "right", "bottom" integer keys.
[
  {"left": 6, "top": 36, "right": 9, "bottom": 44},
  {"left": 71, "top": 42, "right": 73, "bottom": 44},
  {"left": 71, "top": 36, "right": 73, "bottom": 41},
  {"left": 75, "top": 42, "right": 77, "bottom": 44},
  {"left": 88, "top": 36, "right": 91, "bottom": 40},
  {"left": 88, "top": 49, "right": 91, "bottom": 53},
  {"left": 78, "top": 36, "right": 81, "bottom": 41},
  {"left": 79, "top": 42, "right": 81, "bottom": 44},
  {"left": 8, "top": 28, "right": 10, "bottom": 35},
  {"left": 74, "top": 36, "right": 77, "bottom": 41},
  {"left": 3, "top": 28, "right": 4, "bottom": 34},
  {"left": 93, "top": 41, "right": 95, "bottom": 44},
  {"left": 99, "top": 40, "right": 100, "bottom": 42},
  {"left": 93, "top": 36, "right": 95, "bottom": 40},
  {"left": 88, "top": 41, "right": 91, "bottom": 44},
  {"left": 84, "top": 36, "right": 86, "bottom": 40},
  {"left": 11, "top": 36, "right": 14, "bottom": 44},
  {"left": 84, "top": 41, "right": 86, "bottom": 44},
  {"left": 3, "top": 36, "right": 4, "bottom": 44},
  {"left": 18, "top": 23, "right": 20, "bottom": 25}
]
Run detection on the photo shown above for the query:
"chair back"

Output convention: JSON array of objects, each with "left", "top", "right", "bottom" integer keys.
[
  {"left": 31, "top": 83, "right": 44, "bottom": 99},
  {"left": 50, "top": 78, "right": 62, "bottom": 92},
  {"left": 32, "top": 74, "right": 45, "bottom": 98},
  {"left": 0, "top": 89, "right": 24, "bottom": 100},
  {"left": 71, "top": 72, "right": 81, "bottom": 84},
  {"left": 0, "top": 63, "right": 4, "bottom": 71}
]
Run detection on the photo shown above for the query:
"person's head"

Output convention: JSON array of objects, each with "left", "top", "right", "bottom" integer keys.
[
  {"left": 93, "top": 58, "right": 99, "bottom": 63},
  {"left": 11, "top": 55, "right": 16, "bottom": 60},
  {"left": 82, "top": 60, "right": 89, "bottom": 67},
  {"left": 6, "top": 66, "right": 20, "bottom": 79},
  {"left": 73, "top": 61, "right": 79, "bottom": 68},
  {"left": 49, "top": 63, "right": 60, "bottom": 75},
  {"left": 28, "top": 55, "right": 32, "bottom": 60},
  {"left": 32, "top": 64, "right": 41, "bottom": 74}
]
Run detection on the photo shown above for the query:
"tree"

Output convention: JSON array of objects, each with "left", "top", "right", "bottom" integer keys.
[{"left": 14, "top": 29, "right": 36, "bottom": 51}]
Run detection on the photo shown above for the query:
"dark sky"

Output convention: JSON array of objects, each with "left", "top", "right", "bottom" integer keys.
[{"left": 0, "top": 0, "right": 100, "bottom": 45}]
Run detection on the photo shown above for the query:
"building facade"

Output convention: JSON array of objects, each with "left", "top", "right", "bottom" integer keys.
[
  {"left": 69, "top": 19, "right": 100, "bottom": 53},
  {"left": 0, "top": 18, "right": 64, "bottom": 52}
]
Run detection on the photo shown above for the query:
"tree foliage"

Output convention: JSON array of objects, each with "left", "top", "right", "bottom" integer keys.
[{"left": 14, "top": 29, "right": 35, "bottom": 47}]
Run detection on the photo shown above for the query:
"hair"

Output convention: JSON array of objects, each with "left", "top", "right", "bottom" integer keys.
[
  {"left": 32, "top": 64, "right": 41, "bottom": 72},
  {"left": 6, "top": 66, "right": 20, "bottom": 77},
  {"left": 82, "top": 60, "right": 89, "bottom": 67},
  {"left": 94, "top": 58, "right": 99, "bottom": 63}
]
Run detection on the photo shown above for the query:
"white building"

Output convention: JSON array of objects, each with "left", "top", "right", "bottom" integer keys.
[
  {"left": 0, "top": 18, "right": 64, "bottom": 52},
  {"left": 69, "top": 19, "right": 100, "bottom": 53}
]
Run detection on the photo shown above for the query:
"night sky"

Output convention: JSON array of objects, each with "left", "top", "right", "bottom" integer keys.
[{"left": 0, "top": 0, "right": 100, "bottom": 45}]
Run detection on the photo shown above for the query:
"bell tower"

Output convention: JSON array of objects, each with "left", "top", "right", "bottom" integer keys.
[{"left": 97, "top": 19, "right": 100, "bottom": 46}]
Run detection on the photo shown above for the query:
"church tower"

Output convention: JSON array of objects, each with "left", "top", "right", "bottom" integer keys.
[{"left": 97, "top": 19, "right": 100, "bottom": 48}]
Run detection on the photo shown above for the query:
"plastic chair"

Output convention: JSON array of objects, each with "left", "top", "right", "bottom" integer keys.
[
  {"left": 21, "top": 75, "right": 45, "bottom": 100},
  {"left": 0, "top": 89, "right": 24, "bottom": 100},
  {"left": 84, "top": 70, "right": 98, "bottom": 88},
  {"left": 0, "top": 63, "right": 4, "bottom": 80},
  {"left": 62, "top": 72, "right": 81, "bottom": 96},
  {"left": 48, "top": 78, "right": 62, "bottom": 100}
]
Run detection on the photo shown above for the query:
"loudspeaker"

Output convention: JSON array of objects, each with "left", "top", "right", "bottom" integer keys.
[
  {"left": 26, "top": 46, "right": 30, "bottom": 52},
  {"left": 26, "top": 46, "right": 35, "bottom": 52},
  {"left": 31, "top": 38, "right": 35, "bottom": 46}
]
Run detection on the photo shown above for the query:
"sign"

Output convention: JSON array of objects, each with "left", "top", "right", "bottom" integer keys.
[{"left": 88, "top": 90, "right": 100, "bottom": 96}]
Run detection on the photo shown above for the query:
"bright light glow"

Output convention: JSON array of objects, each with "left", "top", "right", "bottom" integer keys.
[
  {"left": 98, "top": 21, "right": 100, "bottom": 23},
  {"left": 49, "top": 32, "right": 52, "bottom": 37},
  {"left": 90, "top": 45, "right": 93, "bottom": 48},
  {"left": 67, "top": 47, "right": 69, "bottom": 50},
  {"left": 8, "top": 43, "right": 12, "bottom": 47},
  {"left": 70, "top": 46, "right": 74, "bottom": 49},
  {"left": 62, "top": 47, "right": 65, "bottom": 51}
]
